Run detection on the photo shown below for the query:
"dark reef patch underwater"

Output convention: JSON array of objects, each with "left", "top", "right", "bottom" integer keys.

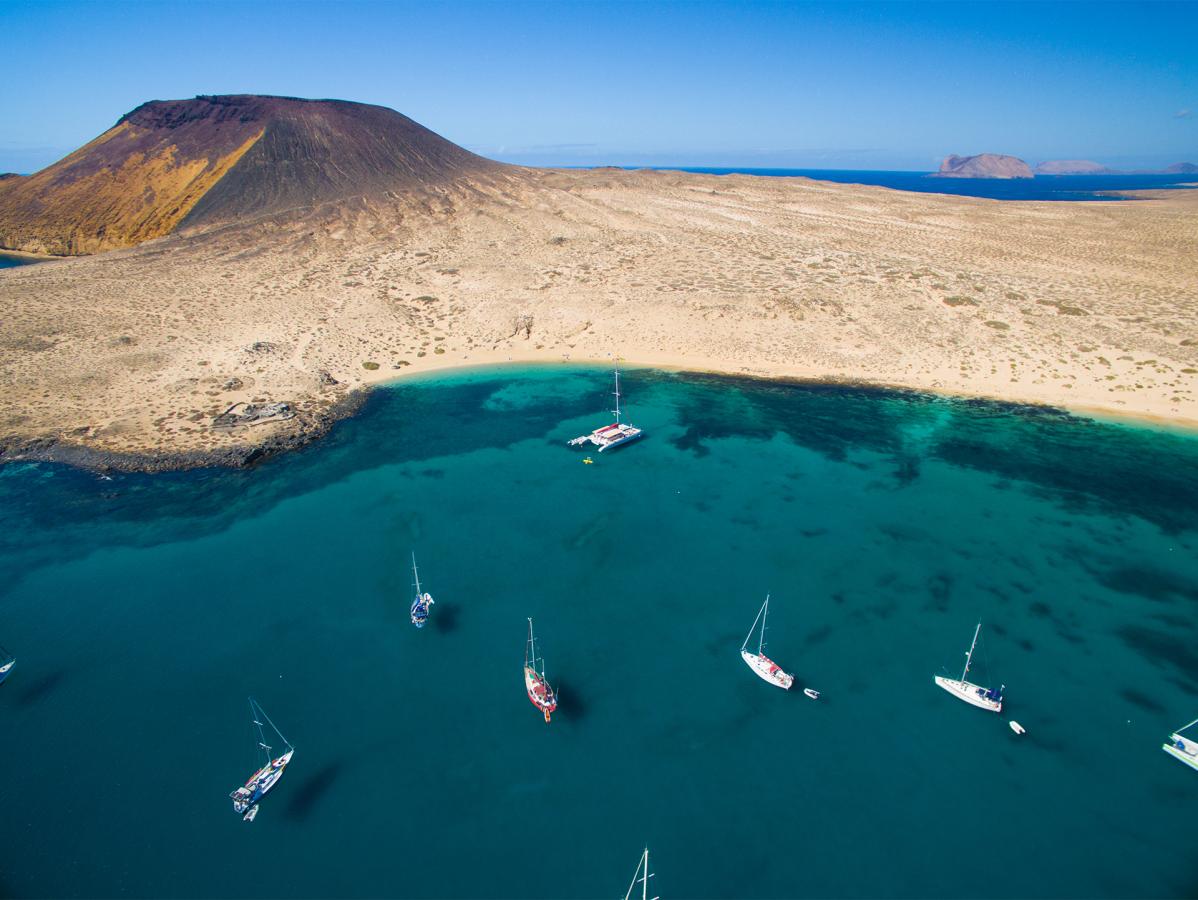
[{"left": 1, "top": 366, "right": 1196, "bottom": 898}]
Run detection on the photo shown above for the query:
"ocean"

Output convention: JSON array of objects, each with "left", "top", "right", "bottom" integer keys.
[
  {"left": 1, "top": 366, "right": 1196, "bottom": 898},
  {"left": 636, "top": 168, "right": 1198, "bottom": 202}
]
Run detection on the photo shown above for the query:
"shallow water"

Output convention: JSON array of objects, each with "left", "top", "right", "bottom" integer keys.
[
  {"left": 0, "top": 252, "right": 43, "bottom": 269},
  {"left": 1, "top": 366, "right": 1196, "bottom": 898}
]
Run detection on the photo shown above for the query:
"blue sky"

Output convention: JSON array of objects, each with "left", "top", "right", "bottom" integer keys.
[{"left": 0, "top": 0, "right": 1194, "bottom": 173}]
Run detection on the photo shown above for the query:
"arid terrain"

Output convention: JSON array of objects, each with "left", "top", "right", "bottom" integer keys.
[{"left": 1, "top": 97, "right": 1196, "bottom": 469}]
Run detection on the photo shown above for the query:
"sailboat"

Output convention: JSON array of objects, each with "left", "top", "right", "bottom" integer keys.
[
  {"left": 740, "top": 595, "right": 795, "bottom": 690},
  {"left": 524, "top": 618, "right": 558, "bottom": 723},
  {"left": 1162, "top": 717, "right": 1198, "bottom": 773},
  {"left": 568, "top": 366, "right": 644, "bottom": 452},
  {"left": 623, "top": 847, "right": 659, "bottom": 900},
  {"left": 409, "top": 552, "right": 435, "bottom": 628},
  {"left": 229, "top": 698, "right": 294, "bottom": 822},
  {"left": 0, "top": 644, "right": 13, "bottom": 685},
  {"left": 934, "top": 623, "right": 1003, "bottom": 712}
]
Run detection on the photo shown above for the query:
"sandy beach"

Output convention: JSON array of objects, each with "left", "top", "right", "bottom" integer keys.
[{"left": 1, "top": 167, "right": 1196, "bottom": 469}]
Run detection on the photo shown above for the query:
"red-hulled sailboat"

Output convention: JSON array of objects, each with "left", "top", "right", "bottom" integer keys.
[{"left": 524, "top": 618, "right": 558, "bottom": 723}]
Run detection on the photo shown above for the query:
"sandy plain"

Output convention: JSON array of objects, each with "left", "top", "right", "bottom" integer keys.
[{"left": 0, "top": 167, "right": 1195, "bottom": 468}]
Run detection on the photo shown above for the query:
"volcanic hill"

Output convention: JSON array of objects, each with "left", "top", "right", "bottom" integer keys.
[{"left": 0, "top": 94, "right": 502, "bottom": 255}]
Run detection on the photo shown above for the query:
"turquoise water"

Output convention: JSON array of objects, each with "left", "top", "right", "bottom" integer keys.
[
  {"left": 0, "top": 252, "right": 42, "bottom": 269},
  {"left": 1, "top": 366, "right": 1197, "bottom": 898}
]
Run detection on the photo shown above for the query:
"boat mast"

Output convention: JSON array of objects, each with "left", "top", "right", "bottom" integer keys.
[
  {"left": 526, "top": 618, "right": 535, "bottom": 669},
  {"left": 624, "top": 847, "right": 656, "bottom": 900},
  {"left": 251, "top": 697, "right": 292, "bottom": 753},
  {"left": 759, "top": 595, "right": 770, "bottom": 655},
  {"left": 742, "top": 596, "right": 768, "bottom": 653},
  {"left": 612, "top": 366, "right": 622, "bottom": 424},
  {"left": 411, "top": 552, "right": 422, "bottom": 597},
  {"left": 961, "top": 623, "right": 981, "bottom": 683},
  {"left": 1178, "top": 716, "right": 1198, "bottom": 735}
]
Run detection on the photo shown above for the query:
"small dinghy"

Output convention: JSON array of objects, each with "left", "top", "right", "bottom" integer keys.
[
  {"left": 1009, "top": 720, "right": 1026, "bottom": 735},
  {"left": 409, "top": 552, "right": 435, "bottom": 628},
  {"left": 524, "top": 618, "right": 558, "bottom": 723},
  {"left": 242, "top": 805, "right": 260, "bottom": 822},
  {"left": 740, "top": 595, "right": 794, "bottom": 690},
  {"left": 804, "top": 688, "right": 820, "bottom": 700}
]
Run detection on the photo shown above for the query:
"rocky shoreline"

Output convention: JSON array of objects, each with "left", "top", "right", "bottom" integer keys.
[{"left": 0, "top": 388, "right": 369, "bottom": 474}]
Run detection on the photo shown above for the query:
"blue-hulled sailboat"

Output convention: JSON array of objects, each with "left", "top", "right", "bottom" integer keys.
[
  {"left": 229, "top": 698, "right": 294, "bottom": 822},
  {"left": 410, "top": 552, "right": 435, "bottom": 628}
]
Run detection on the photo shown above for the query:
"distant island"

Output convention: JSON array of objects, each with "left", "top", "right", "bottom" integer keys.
[
  {"left": 926, "top": 155, "right": 1198, "bottom": 179},
  {"left": 1034, "top": 160, "right": 1117, "bottom": 175},
  {"left": 930, "top": 154, "right": 1034, "bottom": 179}
]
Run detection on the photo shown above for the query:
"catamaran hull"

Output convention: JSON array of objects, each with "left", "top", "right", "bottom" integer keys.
[
  {"left": 934, "top": 676, "right": 1002, "bottom": 712},
  {"left": 1163, "top": 735, "right": 1198, "bottom": 773},
  {"left": 598, "top": 431, "right": 644, "bottom": 452},
  {"left": 569, "top": 423, "right": 644, "bottom": 452},
  {"left": 741, "top": 650, "right": 794, "bottom": 690}
]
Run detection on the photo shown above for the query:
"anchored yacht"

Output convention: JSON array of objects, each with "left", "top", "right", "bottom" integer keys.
[
  {"left": 740, "top": 595, "right": 795, "bottom": 690},
  {"left": 1163, "top": 717, "right": 1198, "bottom": 773},
  {"left": 229, "top": 698, "right": 294, "bottom": 822},
  {"left": 568, "top": 367, "right": 643, "bottom": 452},
  {"left": 934, "top": 623, "right": 1003, "bottom": 712}
]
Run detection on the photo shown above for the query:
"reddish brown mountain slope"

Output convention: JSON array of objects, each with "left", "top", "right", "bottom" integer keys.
[{"left": 0, "top": 95, "right": 502, "bottom": 255}]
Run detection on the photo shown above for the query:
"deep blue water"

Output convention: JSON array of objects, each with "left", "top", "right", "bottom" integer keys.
[
  {"left": 635, "top": 168, "right": 1198, "bottom": 201},
  {"left": 1, "top": 366, "right": 1197, "bottom": 898}
]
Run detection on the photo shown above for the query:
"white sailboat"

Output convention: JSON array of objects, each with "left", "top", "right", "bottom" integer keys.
[
  {"left": 0, "top": 644, "right": 13, "bottom": 685},
  {"left": 623, "top": 847, "right": 659, "bottom": 900},
  {"left": 568, "top": 366, "right": 644, "bottom": 452},
  {"left": 740, "top": 595, "right": 794, "bottom": 690},
  {"left": 409, "top": 552, "right": 435, "bottom": 628},
  {"left": 229, "top": 698, "right": 294, "bottom": 822},
  {"left": 934, "top": 623, "right": 1003, "bottom": 712},
  {"left": 1163, "top": 717, "right": 1198, "bottom": 773}
]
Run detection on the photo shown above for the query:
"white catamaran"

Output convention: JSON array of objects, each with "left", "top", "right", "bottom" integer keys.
[
  {"left": 934, "top": 623, "right": 1003, "bottom": 712},
  {"left": 740, "top": 595, "right": 795, "bottom": 690},
  {"left": 1163, "top": 717, "right": 1198, "bottom": 773},
  {"left": 623, "top": 847, "right": 659, "bottom": 900},
  {"left": 524, "top": 618, "right": 558, "bottom": 723},
  {"left": 568, "top": 366, "right": 644, "bottom": 452},
  {"left": 229, "top": 698, "right": 294, "bottom": 822},
  {"left": 410, "top": 552, "right": 435, "bottom": 628}
]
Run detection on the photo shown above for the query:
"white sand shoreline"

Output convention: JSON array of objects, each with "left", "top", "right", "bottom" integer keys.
[{"left": 362, "top": 350, "right": 1198, "bottom": 434}]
